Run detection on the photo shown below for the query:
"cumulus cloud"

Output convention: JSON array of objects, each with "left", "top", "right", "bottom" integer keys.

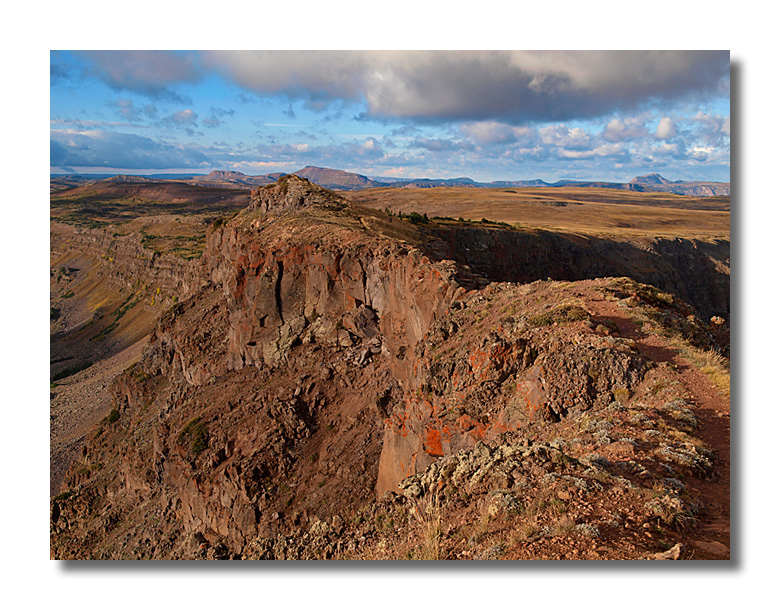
[
  {"left": 245, "top": 136, "right": 389, "bottom": 169},
  {"left": 690, "top": 111, "right": 730, "bottom": 146},
  {"left": 602, "top": 117, "right": 648, "bottom": 142},
  {"left": 202, "top": 107, "right": 235, "bottom": 128},
  {"left": 460, "top": 121, "right": 534, "bottom": 146},
  {"left": 655, "top": 117, "right": 677, "bottom": 139},
  {"left": 202, "top": 50, "right": 729, "bottom": 124},
  {"left": 109, "top": 98, "right": 141, "bottom": 121},
  {"left": 162, "top": 109, "right": 198, "bottom": 127},
  {"left": 539, "top": 125, "right": 592, "bottom": 150},
  {"left": 50, "top": 129, "right": 209, "bottom": 169},
  {"left": 358, "top": 137, "right": 384, "bottom": 158}
]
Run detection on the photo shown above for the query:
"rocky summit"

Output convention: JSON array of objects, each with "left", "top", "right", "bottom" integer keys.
[{"left": 50, "top": 175, "right": 730, "bottom": 560}]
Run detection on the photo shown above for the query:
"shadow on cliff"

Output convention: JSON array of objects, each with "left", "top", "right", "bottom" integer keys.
[{"left": 418, "top": 224, "right": 729, "bottom": 322}]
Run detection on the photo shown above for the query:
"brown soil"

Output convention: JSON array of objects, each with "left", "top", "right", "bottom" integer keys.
[{"left": 584, "top": 285, "right": 730, "bottom": 558}]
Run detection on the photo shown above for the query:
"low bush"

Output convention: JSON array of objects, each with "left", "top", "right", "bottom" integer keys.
[
  {"left": 528, "top": 304, "right": 590, "bottom": 327},
  {"left": 179, "top": 417, "right": 209, "bottom": 457}
]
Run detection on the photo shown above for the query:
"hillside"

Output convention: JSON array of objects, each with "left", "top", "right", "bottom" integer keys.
[
  {"left": 50, "top": 179, "right": 251, "bottom": 229},
  {"left": 50, "top": 176, "right": 730, "bottom": 560}
]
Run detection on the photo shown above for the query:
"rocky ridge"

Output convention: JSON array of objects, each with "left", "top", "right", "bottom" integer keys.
[{"left": 50, "top": 176, "right": 730, "bottom": 560}]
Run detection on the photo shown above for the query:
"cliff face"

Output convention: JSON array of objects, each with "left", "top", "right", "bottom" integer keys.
[
  {"left": 375, "top": 283, "right": 648, "bottom": 494},
  {"left": 205, "top": 226, "right": 460, "bottom": 380},
  {"left": 50, "top": 221, "right": 206, "bottom": 378},
  {"left": 425, "top": 226, "right": 729, "bottom": 321},
  {"left": 50, "top": 176, "right": 730, "bottom": 559},
  {"left": 51, "top": 222, "right": 204, "bottom": 298}
]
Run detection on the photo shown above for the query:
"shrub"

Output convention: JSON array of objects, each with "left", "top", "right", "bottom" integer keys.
[
  {"left": 612, "top": 387, "right": 630, "bottom": 403},
  {"left": 645, "top": 494, "right": 697, "bottom": 528},
  {"left": 575, "top": 523, "right": 600, "bottom": 538},
  {"left": 528, "top": 304, "right": 590, "bottom": 327},
  {"left": 179, "top": 417, "right": 209, "bottom": 457},
  {"left": 408, "top": 211, "right": 429, "bottom": 225}
]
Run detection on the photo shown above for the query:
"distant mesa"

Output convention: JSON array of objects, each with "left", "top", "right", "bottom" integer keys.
[
  {"left": 202, "top": 170, "right": 248, "bottom": 181},
  {"left": 51, "top": 166, "right": 730, "bottom": 197},
  {"left": 102, "top": 174, "right": 155, "bottom": 184},
  {"left": 630, "top": 173, "right": 673, "bottom": 185},
  {"left": 195, "top": 170, "right": 282, "bottom": 187},
  {"left": 292, "top": 166, "right": 382, "bottom": 190}
]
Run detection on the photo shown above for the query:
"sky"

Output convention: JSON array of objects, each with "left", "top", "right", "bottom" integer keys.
[{"left": 50, "top": 50, "right": 730, "bottom": 183}]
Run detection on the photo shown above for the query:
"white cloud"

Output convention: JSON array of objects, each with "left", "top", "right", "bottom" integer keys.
[
  {"left": 163, "top": 109, "right": 198, "bottom": 127},
  {"left": 655, "top": 117, "right": 677, "bottom": 139},
  {"left": 461, "top": 121, "right": 535, "bottom": 145},
  {"left": 603, "top": 117, "right": 648, "bottom": 142},
  {"left": 539, "top": 125, "right": 591, "bottom": 150},
  {"left": 690, "top": 111, "right": 730, "bottom": 145},
  {"left": 593, "top": 143, "right": 628, "bottom": 157}
]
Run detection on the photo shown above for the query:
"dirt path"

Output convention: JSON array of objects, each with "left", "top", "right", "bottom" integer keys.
[
  {"left": 50, "top": 338, "right": 147, "bottom": 496},
  {"left": 586, "top": 291, "right": 731, "bottom": 559}
]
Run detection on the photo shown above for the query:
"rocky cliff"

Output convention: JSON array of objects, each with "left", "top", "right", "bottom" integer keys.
[
  {"left": 424, "top": 226, "right": 729, "bottom": 321},
  {"left": 50, "top": 221, "right": 207, "bottom": 370},
  {"left": 51, "top": 221, "right": 204, "bottom": 299},
  {"left": 50, "top": 176, "right": 730, "bottom": 559}
]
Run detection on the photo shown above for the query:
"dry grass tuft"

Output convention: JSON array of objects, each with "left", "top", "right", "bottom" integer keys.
[{"left": 408, "top": 494, "right": 445, "bottom": 560}]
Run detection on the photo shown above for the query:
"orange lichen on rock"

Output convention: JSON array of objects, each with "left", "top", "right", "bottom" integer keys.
[{"left": 423, "top": 426, "right": 444, "bottom": 457}]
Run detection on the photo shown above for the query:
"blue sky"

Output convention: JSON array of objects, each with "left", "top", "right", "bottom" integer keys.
[{"left": 50, "top": 50, "right": 730, "bottom": 182}]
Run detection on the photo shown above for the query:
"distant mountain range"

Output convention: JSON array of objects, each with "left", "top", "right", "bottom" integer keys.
[{"left": 51, "top": 167, "right": 730, "bottom": 197}]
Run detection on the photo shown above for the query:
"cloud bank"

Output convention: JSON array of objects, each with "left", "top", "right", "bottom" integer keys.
[
  {"left": 50, "top": 129, "right": 209, "bottom": 169},
  {"left": 62, "top": 50, "right": 729, "bottom": 125}
]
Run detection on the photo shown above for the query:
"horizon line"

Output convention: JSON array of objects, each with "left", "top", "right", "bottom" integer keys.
[{"left": 49, "top": 167, "right": 731, "bottom": 185}]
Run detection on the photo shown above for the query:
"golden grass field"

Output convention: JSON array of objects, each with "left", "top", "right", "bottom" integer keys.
[{"left": 342, "top": 186, "right": 730, "bottom": 240}]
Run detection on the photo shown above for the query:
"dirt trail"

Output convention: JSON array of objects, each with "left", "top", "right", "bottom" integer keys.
[
  {"left": 585, "top": 289, "right": 730, "bottom": 559},
  {"left": 50, "top": 338, "right": 147, "bottom": 496}
]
